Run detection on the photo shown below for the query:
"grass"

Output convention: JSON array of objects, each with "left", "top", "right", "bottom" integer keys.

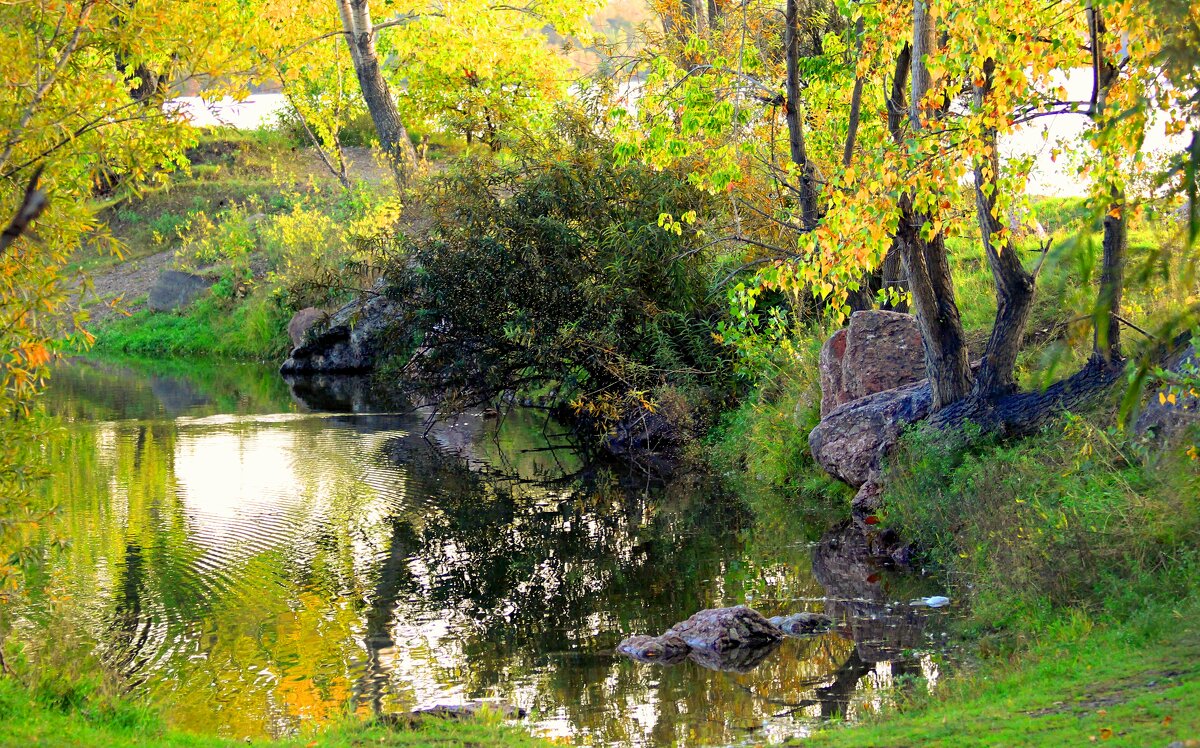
[
  {"left": 0, "top": 677, "right": 552, "bottom": 748},
  {"left": 800, "top": 602, "right": 1200, "bottom": 747},
  {"left": 90, "top": 291, "right": 292, "bottom": 361}
]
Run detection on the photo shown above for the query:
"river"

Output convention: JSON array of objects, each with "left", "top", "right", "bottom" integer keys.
[{"left": 15, "top": 356, "right": 955, "bottom": 746}]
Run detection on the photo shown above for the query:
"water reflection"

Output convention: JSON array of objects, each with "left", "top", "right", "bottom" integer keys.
[{"left": 19, "top": 357, "right": 954, "bottom": 746}]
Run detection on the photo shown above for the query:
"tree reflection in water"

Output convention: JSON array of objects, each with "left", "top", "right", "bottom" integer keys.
[{"left": 17, "top": 358, "right": 952, "bottom": 746}]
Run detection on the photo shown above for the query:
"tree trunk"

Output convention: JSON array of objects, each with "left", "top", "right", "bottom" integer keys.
[
  {"left": 338, "top": 0, "right": 419, "bottom": 188},
  {"left": 1093, "top": 193, "right": 1126, "bottom": 362},
  {"left": 784, "top": 0, "right": 820, "bottom": 230},
  {"left": 972, "top": 61, "right": 1035, "bottom": 397},
  {"left": 897, "top": 4, "right": 971, "bottom": 409},
  {"left": 929, "top": 354, "right": 1129, "bottom": 437},
  {"left": 897, "top": 202, "right": 972, "bottom": 408},
  {"left": 909, "top": 0, "right": 934, "bottom": 130}
]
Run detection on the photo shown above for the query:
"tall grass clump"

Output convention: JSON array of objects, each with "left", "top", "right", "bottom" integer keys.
[{"left": 881, "top": 414, "right": 1200, "bottom": 635}]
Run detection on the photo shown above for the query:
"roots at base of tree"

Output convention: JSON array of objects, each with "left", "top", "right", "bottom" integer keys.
[{"left": 813, "top": 332, "right": 1192, "bottom": 524}]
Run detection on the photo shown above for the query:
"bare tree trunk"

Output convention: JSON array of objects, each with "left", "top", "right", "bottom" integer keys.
[
  {"left": 337, "top": 0, "right": 419, "bottom": 188},
  {"left": 1085, "top": 4, "right": 1126, "bottom": 365},
  {"left": 972, "top": 61, "right": 1035, "bottom": 397},
  {"left": 784, "top": 0, "right": 820, "bottom": 230},
  {"left": 909, "top": 0, "right": 934, "bottom": 130},
  {"left": 898, "top": 1, "right": 971, "bottom": 409},
  {"left": 1093, "top": 193, "right": 1126, "bottom": 362}
]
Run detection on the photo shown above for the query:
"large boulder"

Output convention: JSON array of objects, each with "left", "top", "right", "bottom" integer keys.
[
  {"left": 809, "top": 380, "right": 932, "bottom": 488},
  {"left": 842, "top": 310, "right": 926, "bottom": 401},
  {"left": 820, "top": 310, "right": 926, "bottom": 417},
  {"left": 819, "top": 328, "right": 850, "bottom": 415},
  {"left": 147, "top": 270, "right": 212, "bottom": 312},
  {"left": 280, "top": 289, "right": 400, "bottom": 374}
]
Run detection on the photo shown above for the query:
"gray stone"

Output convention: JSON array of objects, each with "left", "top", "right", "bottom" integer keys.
[
  {"left": 809, "top": 381, "right": 932, "bottom": 488},
  {"left": 147, "top": 270, "right": 213, "bottom": 312},
  {"left": 280, "top": 284, "right": 399, "bottom": 374},
  {"left": 287, "top": 307, "right": 327, "bottom": 351}
]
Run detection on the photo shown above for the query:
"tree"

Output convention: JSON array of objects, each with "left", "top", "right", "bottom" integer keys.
[
  {"left": 334, "top": 0, "right": 421, "bottom": 187},
  {"left": 0, "top": 0, "right": 260, "bottom": 627},
  {"left": 616, "top": 0, "right": 1197, "bottom": 433}
]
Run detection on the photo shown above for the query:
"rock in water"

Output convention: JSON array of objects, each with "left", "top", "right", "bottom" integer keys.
[
  {"left": 769, "top": 612, "right": 834, "bottom": 636},
  {"left": 280, "top": 283, "right": 399, "bottom": 374},
  {"left": 664, "top": 606, "right": 783, "bottom": 653},
  {"left": 616, "top": 634, "right": 690, "bottom": 664},
  {"left": 147, "top": 270, "right": 213, "bottom": 312}
]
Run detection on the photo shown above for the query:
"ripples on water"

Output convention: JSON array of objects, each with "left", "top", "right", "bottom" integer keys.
[{"left": 21, "top": 357, "right": 955, "bottom": 746}]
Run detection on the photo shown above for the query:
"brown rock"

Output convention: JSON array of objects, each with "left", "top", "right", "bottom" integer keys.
[
  {"left": 820, "top": 328, "right": 850, "bottom": 416},
  {"left": 287, "top": 307, "right": 327, "bottom": 352},
  {"left": 842, "top": 310, "right": 926, "bottom": 401},
  {"left": 808, "top": 381, "right": 932, "bottom": 487},
  {"left": 665, "top": 606, "right": 783, "bottom": 653}
]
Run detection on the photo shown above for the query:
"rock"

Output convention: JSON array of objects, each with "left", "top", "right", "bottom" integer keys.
[
  {"left": 851, "top": 480, "right": 885, "bottom": 515},
  {"left": 820, "top": 328, "right": 850, "bottom": 416},
  {"left": 819, "top": 312, "right": 926, "bottom": 417},
  {"left": 665, "top": 606, "right": 783, "bottom": 653},
  {"left": 809, "top": 381, "right": 932, "bottom": 487},
  {"left": 616, "top": 634, "right": 690, "bottom": 664},
  {"left": 412, "top": 700, "right": 525, "bottom": 719},
  {"left": 147, "top": 270, "right": 213, "bottom": 312},
  {"left": 769, "top": 612, "right": 833, "bottom": 636},
  {"left": 1135, "top": 344, "right": 1199, "bottom": 443},
  {"left": 616, "top": 606, "right": 784, "bottom": 672},
  {"left": 842, "top": 310, "right": 926, "bottom": 401},
  {"left": 287, "top": 307, "right": 327, "bottom": 351},
  {"left": 280, "top": 286, "right": 400, "bottom": 374}
]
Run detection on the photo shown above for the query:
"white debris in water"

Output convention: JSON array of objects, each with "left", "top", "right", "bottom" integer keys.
[{"left": 912, "top": 596, "right": 951, "bottom": 608}]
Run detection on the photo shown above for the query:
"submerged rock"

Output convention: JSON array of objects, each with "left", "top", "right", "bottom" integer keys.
[
  {"left": 769, "top": 611, "right": 834, "bottom": 636},
  {"left": 665, "top": 606, "right": 784, "bottom": 652},
  {"left": 616, "top": 634, "right": 690, "bottom": 665},
  {"left": 617, "top": 606, "right": 786, "bottom": 672}
]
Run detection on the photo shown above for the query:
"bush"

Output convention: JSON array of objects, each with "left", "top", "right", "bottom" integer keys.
[
  {"left": 881, "top": 415, "right": 1200, "bottom": 633},
  {"left": 383, "top": 107, "right": 733, "bottom": 435}
]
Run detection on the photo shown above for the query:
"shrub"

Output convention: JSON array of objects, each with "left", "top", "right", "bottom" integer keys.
[
  {"left": 382, "top": 107, "right": 734, "bottom": 435},
  {"left": 881, "top": 414, "right": 1200, "bottom": 633}
]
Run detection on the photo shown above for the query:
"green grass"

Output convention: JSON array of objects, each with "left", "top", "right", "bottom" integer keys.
[
  {"left": 801, "top": 603, "right": 1200, "bottom": 747},
  {"left": 0, "top": 677, "right": 551, "bottom": 748},
  {"left": 90, "top": 291, "right": 291, "bottom": 361}
]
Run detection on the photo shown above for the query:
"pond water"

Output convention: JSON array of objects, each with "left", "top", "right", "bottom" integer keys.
[{"left": 19, "top": 357, "right": 955, "bottom": 746}]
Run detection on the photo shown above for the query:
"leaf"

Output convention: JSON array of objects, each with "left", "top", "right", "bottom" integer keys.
[{"left": 864, "top": 515, "right": 880, "bottom": 525}]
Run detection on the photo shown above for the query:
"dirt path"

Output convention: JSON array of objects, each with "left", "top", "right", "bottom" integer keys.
[{"left": 83, "top": 247, "right": 177, "bottom": 323}]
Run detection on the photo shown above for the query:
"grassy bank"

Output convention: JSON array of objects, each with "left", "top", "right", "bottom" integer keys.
[
  {"left": 0, "top": 677, "right": 550, "bottom": 748},
  {"left": 802, "top": 601, "right": 1200, "bottom": 747}
]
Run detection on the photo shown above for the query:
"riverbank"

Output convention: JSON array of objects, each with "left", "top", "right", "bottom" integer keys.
[
  {"left": 804, "top": 600, "right": 1200, "bottom": 747},
  {"left": 0, "top": 678, "right": 551, "bottom": 748}
]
